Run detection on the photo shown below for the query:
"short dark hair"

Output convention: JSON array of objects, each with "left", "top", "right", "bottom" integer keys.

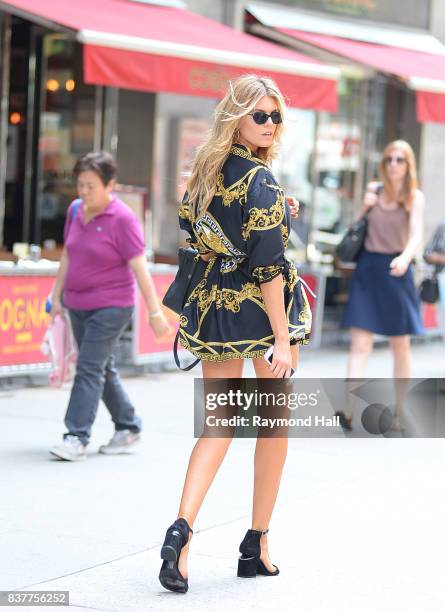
[{"left": 73, "top": 151, "right": 117, "bottom": 186}]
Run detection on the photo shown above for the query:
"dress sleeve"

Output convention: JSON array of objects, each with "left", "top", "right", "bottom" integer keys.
[
  {"left": 178, "top": 192, "right": 211, "bottom": 255},
  {"left": 115, "top": 213, "right": 145, "bottom": 262},
  {"left": 242, "top": 168, "right": 287, "bottom": 284}
]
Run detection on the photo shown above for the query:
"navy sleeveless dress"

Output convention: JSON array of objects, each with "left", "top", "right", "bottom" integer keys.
[{"left": 177, "top": 144, "right": 312, "bottom": 362}]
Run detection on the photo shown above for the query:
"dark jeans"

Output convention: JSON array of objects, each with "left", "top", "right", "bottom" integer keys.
[{"left": 64, "top": 306, "right": 142, "bottom": 445}]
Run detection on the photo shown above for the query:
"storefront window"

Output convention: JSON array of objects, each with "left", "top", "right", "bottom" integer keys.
[
  {"left": 313, "top": 78, "right": 363, "bottom": 239},
  {"left": 38, "top": 35, "right": 95, "bottom": 245},
  {"left": 273, "top": 107, "right": 316, "bottom": 261},
  {"left": 151, "top": 93, "right": 215, "bottom": 260}
]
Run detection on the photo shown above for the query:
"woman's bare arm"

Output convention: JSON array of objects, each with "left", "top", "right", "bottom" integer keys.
[
  {"left": 50, "top": 248, "right": 69, "bottom": 318},
  {"left": 260, "top": 274, "right": 292, "bottom": 378},
  {"left": 390, "top": 190, "right": 425, "bottom": 276}
]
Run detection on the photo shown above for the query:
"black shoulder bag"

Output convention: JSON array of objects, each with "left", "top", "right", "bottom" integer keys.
[
  {"left": 335, "top": 183, "right": 383, "bottom": 263},
  {"left": 419, "top": 272, "right": 439, "bottom": 304},
  {"left": 162, "top": 247, "right": 207, "bottom": 370},
  {"left": 335, "top": 215, "right": 368, "bottom": 263}
]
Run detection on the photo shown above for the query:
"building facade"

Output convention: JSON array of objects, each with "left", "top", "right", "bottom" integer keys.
[{"left": 0, "top": 0, "right": 444, "bottom": 263}]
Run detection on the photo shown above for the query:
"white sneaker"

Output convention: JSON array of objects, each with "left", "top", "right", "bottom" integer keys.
[
  {"left": 50, "top": 435, "right": 87, "bottom": 461},
  {"left": 98, "top": 429, "right": 141, "bottom": 455}
]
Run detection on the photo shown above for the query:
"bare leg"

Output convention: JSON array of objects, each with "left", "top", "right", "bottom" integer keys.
[
  {"left": 177, "top": 358, "right": 244, "bottom": 579},
  {"left": 249, "top": 345, "right": 299, "bottom": 571},
  {"left": 344, "top": 328, "right": 374, "bottom": 423},
  {"left": 389, "top": 335, "right": 411, "bottom": 426},
  {"left": 347, "top": 327, "right": 374, "bottom": 378}
]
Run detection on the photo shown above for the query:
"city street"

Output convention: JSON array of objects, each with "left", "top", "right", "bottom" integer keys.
[{"left": 1, "top": 341, "right": 444, "bottom": 611}]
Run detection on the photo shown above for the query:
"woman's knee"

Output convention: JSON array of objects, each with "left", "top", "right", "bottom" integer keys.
[
  {"left": 389, "top": 335, "right": 410, "bottom": 354},
  {"left": 350, "top": 330, "right": 373, "bottom": 356}
]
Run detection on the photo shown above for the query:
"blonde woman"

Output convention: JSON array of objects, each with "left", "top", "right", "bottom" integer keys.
[
  {"left": 339, "top": 141, "right": 424, "bottom": 429},
  {"left": 158, "top": 75, "right": 311, "bottom": 593}
]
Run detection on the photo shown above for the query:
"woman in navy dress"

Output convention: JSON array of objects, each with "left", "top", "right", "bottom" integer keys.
[
  {"left": 158, "top": 75, "right": 311, "bottom": 593},
  {"left": 340, "top": 140, "right": 424, "bottom": 429}
]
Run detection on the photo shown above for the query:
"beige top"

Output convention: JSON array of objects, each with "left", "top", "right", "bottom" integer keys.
[{"left": 364, "top": 193, "right": 410, "bottom": 254}]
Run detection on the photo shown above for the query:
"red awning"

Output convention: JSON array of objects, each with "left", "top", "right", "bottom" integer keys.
[
  {"left": 0, "top": 0, "right": 338, "bottom": 111},
  {"left": 278, "top": 29, "right": 445, "bottom": 123}
]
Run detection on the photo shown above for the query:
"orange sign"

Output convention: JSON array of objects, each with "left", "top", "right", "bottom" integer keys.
[{"left": 0, "top": 276, "right": 53, "bottom": 367}]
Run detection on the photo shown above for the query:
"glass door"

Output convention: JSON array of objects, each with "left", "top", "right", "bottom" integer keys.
[{"left": 36, "top": 34, "right": 96, "bottom": 246}]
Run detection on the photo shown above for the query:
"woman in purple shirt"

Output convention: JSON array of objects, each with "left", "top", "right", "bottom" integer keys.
[{"left": 49, "top": 152, "right": 170, "bottom": 461}]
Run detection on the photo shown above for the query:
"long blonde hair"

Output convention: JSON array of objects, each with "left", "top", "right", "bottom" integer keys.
[
  {"left": 379, "top": 140, "right": 418, "bottom": 211},
  {"left": 186, "top": 74, "right": 286, "bottom": 218}
]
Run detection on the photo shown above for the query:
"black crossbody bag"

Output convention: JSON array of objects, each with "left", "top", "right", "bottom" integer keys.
[{"left": 162, "top": 247, "right": 207, "bottom": 370}]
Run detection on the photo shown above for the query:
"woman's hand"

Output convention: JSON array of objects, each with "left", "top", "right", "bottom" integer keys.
[
  {"left": 389, "top": 255, "right": 409, "bottom": 277},
  {"left": 50, "top": 297, "right": 63, "bottom": 320},
  {"left": 287, "top": 197, "right": 299, "bottom": 218},
  {"left": 363, "top": 190, "right": 378, "bottom": 213},
  {"left": 149, "top": 311, "right": 172, "bottom": 337},
  {"left": 269, "top": 339, "right": 293, "bottom": 378}
]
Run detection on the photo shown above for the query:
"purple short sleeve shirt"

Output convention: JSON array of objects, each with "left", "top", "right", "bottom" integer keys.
[{"left": 63, "top": 195, "right": 145, "bottom": 310}]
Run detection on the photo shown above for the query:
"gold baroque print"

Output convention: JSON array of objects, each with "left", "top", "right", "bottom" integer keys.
[
  {"left": 196, "top": 282, "right": 263, "bottom": 313},
  {"left": 285, "top": 265, "right": 299, "bottom": 292},
  {"left": 220, "top": 257, "right": 243, "bottom": 274},
  {"left": 195, "top": 211, "right": 246, "bottom": 258},
  {"left": 242, "top": 194, "right": 285, "bottom": 240},
  {"left": 281, "top": 223, "right": 289, "bottom": 249},
  {"left": 298, "top": 284, "right": 312, "bottom": 332},
  {"left": 229, "top": 145, "right": 268, "bottom": 167},
  {"left": 187, "top": 238, "right": 211, "bottom": 256},
  {"left": 252, "top": 265, "right": 283, "bottom": 283},
  {"left": 178, "top": 199, "right": 190, "bottom": 220},
  {"left": 185, "top": 257, "right": 215, "bottom": 306},
  {"left": 179, "top": 334, "right": 308, "bottom": 362},
  {"left": 216, "top": 172, "right": 247, "bottom": 207},
  {"left": 215, "top": 167, "right": 262, "bottom": 207}
]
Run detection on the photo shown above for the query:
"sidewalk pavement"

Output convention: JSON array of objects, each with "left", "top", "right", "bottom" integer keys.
[{"left": 1, "top": 342, "right": 445, "bottom": 611}]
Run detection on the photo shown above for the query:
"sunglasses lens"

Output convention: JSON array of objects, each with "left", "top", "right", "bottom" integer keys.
[
  {"left": 271, "top": 111, "right": 282, "bottom": 124},
  {"left": 252, "top": 111, "right": 268, "bottom": 124},
  {"left": 385, "top": 156, "right": 406, "bottom": 164}
]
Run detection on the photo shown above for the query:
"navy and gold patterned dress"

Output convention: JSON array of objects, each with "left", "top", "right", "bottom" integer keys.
[{"left": 177, "top": 144, "right": 311, "bottom": 362}]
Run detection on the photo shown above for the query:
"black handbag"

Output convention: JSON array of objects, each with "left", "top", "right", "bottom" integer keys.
[
  {"left": 335, "top": 215, "right": 368, "bottom": 263},
  {"left": 419, "top": 275, "right": 439, "bottom": 303},
  {"left": 162, "top": 247, "right": 207, "bottom": 370}
]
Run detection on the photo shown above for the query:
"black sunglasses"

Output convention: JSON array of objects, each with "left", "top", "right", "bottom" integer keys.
[
  {"left": 248, "top": 110, "right": 283, "bottom": 125},
  {"left": 384, "top": 155, "right": 407, "bottom": 165}
]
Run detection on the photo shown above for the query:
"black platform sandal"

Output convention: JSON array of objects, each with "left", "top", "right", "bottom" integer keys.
[
  {"left": 237, "top": 528, "right": 279, "bottom": 578},
  {"left": 159, "top": 518, "right": 193, "bottom": 593}
]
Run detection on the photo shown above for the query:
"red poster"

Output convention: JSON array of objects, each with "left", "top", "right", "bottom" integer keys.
[
  {"left": 135, "top": 273, "right": 181, "bottom": 357},
  {"left": 300, "top": 273, "right": 317, "bottom": 311},
  {"left": 422, "top": 303, "right": 439, "bottom": 329},
  {"left": 0, "top": 276, "right": 53, "bottom": 367}
]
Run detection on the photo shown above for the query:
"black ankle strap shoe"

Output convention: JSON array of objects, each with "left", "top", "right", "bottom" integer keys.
[
  {"left": 237, "top": 528, "right": 279, "bottom": 578},
  {"left": 159, "top": 518, "right": 193, "bottom": 593}
]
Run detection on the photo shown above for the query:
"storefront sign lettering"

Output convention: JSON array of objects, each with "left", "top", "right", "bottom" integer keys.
[
  {"left": 0, "top": 276, "right": 53, "bottom": 367},
  {"left": 328, "top": 0, "right": 376, "bottom": 11},
  {"left": 189, "top": 67, "right": 232, "bottom": 94},
  {"left": 0, "top": 297, "right": 48, "bottom": 332}
]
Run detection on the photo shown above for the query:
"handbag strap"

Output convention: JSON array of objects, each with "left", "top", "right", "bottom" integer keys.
[{"left": 173, "top": 330, "right": 200, "bottom": 371}]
